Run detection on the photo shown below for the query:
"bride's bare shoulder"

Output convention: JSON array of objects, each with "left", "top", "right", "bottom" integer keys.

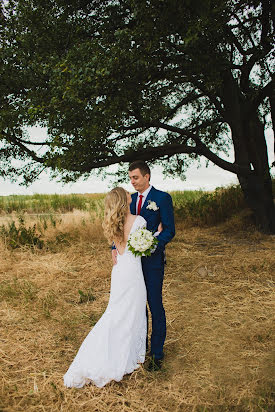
[{"left": 126, "top": 214, "right": 136, "bottom": 222}]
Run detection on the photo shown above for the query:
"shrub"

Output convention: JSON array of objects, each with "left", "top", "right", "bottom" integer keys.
[
  {"left": 78, "top": 289, "right": 96, "bottom": 304},
  {"left": 0, "top": 215, "right": 44, "bottom": 249},
  {"left": 174, "top": 184, "right": 246, "bottom": 226}
]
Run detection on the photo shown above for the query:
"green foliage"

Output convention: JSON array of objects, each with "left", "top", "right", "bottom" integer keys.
[
  {"left": 1, "top": 0, "right": 274, "bottom": 231},
  {"left": 89, "top": 197, "right": 105, "bottom": 212},
  {"left": 40, "top": 291, "right": 57, "bottom": 318},
  {"left": 0, "top": 278, "right": 38, "bottom": 302},
  {"left": 0, "top": 179, "right": 273, "bottom": 250},
  {"left": 78, "top": 289, "right": 96, "bottom": 304},
  {"left": 0, "top": 194, "right": 90, "bottom": 213},
  {"left": 170, "top": 190, "right": 205, "bottom": 209},
  {"left": 174, "top": 185, "right": 246, "bottom": 225},
  {"left": 0, "top": 215, "right": 44, "bottom": 249},
  {"left": 0, "top": 0, "right": 273, "bottom": 185}
]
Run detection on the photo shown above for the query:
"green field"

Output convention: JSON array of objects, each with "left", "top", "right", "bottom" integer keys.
[
  {"left": 0, "top": 191, "right": 205, "bottom": 213},
  {"left": 0, "top": 181, "right": 274, "bottom": 246},
  {"left": 0, "top": 193, "right": 105, "bottom": 214},
  {"left": 0, "top": 185, "right": 246, "bottom": 225}
]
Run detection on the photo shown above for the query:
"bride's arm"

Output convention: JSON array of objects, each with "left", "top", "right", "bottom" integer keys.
[{"left": 111, "top": 248, "right": 117, "bottom": 265}]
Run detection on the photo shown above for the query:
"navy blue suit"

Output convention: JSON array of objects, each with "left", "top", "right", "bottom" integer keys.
[{"left": 130, "top": 186, "right": 175, "bottom": 360}]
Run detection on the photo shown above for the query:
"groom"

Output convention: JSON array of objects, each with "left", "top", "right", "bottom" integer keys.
[{"left": 113, "top": 160, "right": 175, "bottom": 371}]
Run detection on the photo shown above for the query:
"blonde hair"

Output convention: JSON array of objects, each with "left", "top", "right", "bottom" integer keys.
[{"left": 102, "top": 187, "right": 128, "bottom": 244}]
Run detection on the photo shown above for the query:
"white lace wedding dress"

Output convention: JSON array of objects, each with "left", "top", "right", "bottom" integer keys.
[{"left": 63, "top": 215, "right": 147, "bottom": 388}]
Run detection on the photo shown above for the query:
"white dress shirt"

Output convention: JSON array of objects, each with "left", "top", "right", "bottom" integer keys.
[
  {"left": 136, "top": 185, "right": 160, "bottom": 237},
  {"left": 136, "top": 185, "right": 152, "bottom": 214}
]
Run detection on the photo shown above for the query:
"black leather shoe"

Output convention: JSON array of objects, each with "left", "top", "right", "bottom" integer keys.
[{"left": 146, "top": 357, "right": 163, "bottom": 372}]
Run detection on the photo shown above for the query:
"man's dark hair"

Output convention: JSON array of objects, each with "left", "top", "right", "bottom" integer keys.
[{"left": 128, "top": 160, "right": 151, "bottom": 177}]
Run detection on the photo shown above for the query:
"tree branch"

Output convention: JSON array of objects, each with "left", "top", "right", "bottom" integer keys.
[
  {"left": 190, "top": 118, "right": 225, "bottom": 132},
  {"left": 3, "top": 132, "right": 45, "bottom": 163},
  {"left": 228, "top": 16, "right": 258, "bottom": 29},
  {"left": 58, "top": 143, "right": 197, "bottom": 172},
  {"left": 260, "top": 0, "right": 272, "bottom": 48},
  {"left": 232, "top": 12, "right": 257, "bottom": 49},
  {"left": 240, "top": 47, "right": 272, "bottom": 93},
  {"left": 234, "top": 4, "right": 273, "bottom": 93},
  {"left": 249, "top": 79, "right": 274, "bottom": 113},
  {"left": 226, "top": 27, "right": 257, "bottom": 56},
  {"left": 15, "top": 138, "right": 49, "bottom": 146},
  {"left": 191, "top": 79, "right": 225, "bottom": 115},
  {"left": 163, "top": 92, "right": 204, "bottom": 121},
  {"left": 147, "top": 121, "right": 251, "bottom": 176},
  {"left": 230, "top": 64, "right": 243, "bottom": 69},
  {"left": 63, "top": 140, "right": 249, "bottom": 176}
]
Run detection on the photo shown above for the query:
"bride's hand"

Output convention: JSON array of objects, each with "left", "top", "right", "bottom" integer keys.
[
  {"left": 112, "top": 249, "right": 118, "bottom": 265},
  {"left": 157, "top": 222, "right": 163, "bottom": 233}
]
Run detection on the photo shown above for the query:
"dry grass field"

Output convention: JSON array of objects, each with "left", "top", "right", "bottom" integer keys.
[{"left": 0, "top": 210, "right": 274, "bottom": 411}]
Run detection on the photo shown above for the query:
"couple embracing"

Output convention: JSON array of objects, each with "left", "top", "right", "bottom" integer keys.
[{"left": 64, "top": 160, "right": 175, "bottom": 388}]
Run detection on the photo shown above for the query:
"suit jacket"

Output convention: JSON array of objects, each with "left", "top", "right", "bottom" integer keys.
[{"left": 130, "top": 186, "right": 175, "bottom": 254}]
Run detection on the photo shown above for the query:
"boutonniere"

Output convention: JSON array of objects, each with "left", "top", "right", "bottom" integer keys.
[{"left": 146, "top": 200, "right": 159, "bottom": 211}]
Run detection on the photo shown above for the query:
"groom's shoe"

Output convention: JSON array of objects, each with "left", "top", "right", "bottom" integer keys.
[{"left": 146, "top": 356, "right": 163, "bottom": 372}]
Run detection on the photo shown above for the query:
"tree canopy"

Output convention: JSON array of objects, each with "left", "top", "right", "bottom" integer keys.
[{"left": 0, "top": 0, "right": 275, "bottom": 231}]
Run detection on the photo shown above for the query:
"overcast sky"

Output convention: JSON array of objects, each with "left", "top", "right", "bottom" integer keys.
[{"left": 0, "top": 127, "right": 273, "bottom": 196}]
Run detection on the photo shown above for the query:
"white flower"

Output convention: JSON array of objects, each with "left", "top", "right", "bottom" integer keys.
[
  {"left": 146, "top": 200, "right": 159, "bottom": 211},
  {"left": 128, "top": 228, "right": 158, "bottom": 257}
]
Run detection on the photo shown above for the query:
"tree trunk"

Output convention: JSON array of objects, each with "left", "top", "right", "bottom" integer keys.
[
  {"left": 221, "top": 70, "right": 275, "bottom": 234},
  {"left": 236, "top": 114, "right": 275, "bottom": 234},
  {"left": 269, "top": 93, "right": 275, "bottom": 165},
  {"left": 237, "top": 173, "right": 275, "bottom": 234}
]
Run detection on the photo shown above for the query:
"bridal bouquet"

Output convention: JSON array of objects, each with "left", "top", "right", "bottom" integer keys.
[{"left": 128, "top": 228, "right": 158, "bottom": 257}]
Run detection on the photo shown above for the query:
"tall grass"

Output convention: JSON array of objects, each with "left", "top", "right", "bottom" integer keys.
[
  {"left": 0, "top": 189, "right": 231, "bottom": 218},
  {"left": 0, "top": 180, "right": 274, "bottom": 228},
  {"left": 0, "top": 193, "right": 105, "bottom": 214},
  {"left": 172, "top": 178, "right": 275, "bottom": 226},
  {"left": 173, "top": 185, "right": 246, "bottom": 225},
  {"left": 0, "top": 210, "right": 105, "bottom": 250}
]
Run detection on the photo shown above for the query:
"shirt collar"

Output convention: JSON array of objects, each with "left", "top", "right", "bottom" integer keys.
[{"left": 138, "top": 185, "right": 152, "bottom": 199}]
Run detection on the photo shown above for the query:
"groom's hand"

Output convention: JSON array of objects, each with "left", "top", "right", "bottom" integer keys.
[{"left": 112, "top": 249, "right": 118, "bottom": 265}]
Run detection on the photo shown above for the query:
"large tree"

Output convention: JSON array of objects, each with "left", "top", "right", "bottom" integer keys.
[{"left": 0, "top": 0, "right": 274, "bottom": 232}]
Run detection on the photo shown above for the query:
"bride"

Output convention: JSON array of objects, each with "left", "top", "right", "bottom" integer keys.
[{"left": 63, "top": 187, "right": 148, "bottom": 388}]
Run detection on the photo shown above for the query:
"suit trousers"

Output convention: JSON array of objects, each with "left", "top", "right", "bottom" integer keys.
[{"left": 141, "top": 251, "right": 166, "bottom": 360}]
